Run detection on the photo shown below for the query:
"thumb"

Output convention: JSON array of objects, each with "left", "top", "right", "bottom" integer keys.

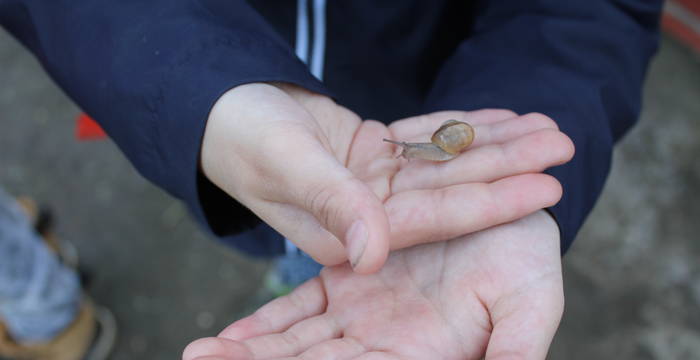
[
  {"left": 201, "top": 83, "right": 389, "bottom": 272},
  {"left": 485, "top": 285, "right": 564, "bottom": 360},
  {"left": 270, "top": 133, "right": 391, "bottom": 274}
]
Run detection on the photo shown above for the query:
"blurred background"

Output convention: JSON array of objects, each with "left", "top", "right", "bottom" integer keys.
[{"left": 1, "top": 3, "right": 699, "bottom": 359}]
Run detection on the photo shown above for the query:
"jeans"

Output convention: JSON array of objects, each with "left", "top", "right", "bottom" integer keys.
[
  {"left": 275, "top": 240, "right": 323, "bottom": 287},
  {"left": 0, "top": 188, "right": 80, "bottom": 343}
]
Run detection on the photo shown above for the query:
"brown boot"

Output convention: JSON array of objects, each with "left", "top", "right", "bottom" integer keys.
[
  {"left": 0, "top": 198, "right": 117, "bottom": 359},
  {"left": 0, "top": 300, "right": 94, "bottom": 360}
]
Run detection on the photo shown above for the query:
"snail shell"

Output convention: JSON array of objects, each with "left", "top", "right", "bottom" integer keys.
[
  {"left": 383, "top": 119, "right": 475, "bottom": 161},
  {"left": 431, "top": 120, "right": 475, "bottom": 155}
]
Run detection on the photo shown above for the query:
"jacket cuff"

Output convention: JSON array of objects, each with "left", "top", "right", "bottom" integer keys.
[{"left": 151, "top": 35, "right": 329, "bottom": 249}]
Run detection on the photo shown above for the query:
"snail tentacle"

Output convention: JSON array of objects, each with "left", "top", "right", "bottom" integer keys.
[{"left": 381, "top": 120, "right": 474, "bottom": 162}]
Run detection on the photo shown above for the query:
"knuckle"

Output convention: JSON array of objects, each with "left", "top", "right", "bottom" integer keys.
[
  {"left": 304, "top": 184, "right": 342, "bottom": 231},
  {"left": 482, "top": 182, "right": 511, "bottom": 223},
  {"left": 482, "top": 193, "right": 504, "bottom": 224},
  {"left": 286, "top": 288, "right": 309, "bottom": 313},
  {"left": 281, "top": 330, "right": 303, "bottom": 348},
  {"left": 524, "top": 129, "right": 575, "bottom": 166},
  {"left": 428, "top": 189, "right": 453, "bottom": 242},
  {"left": 489, "top": 108, "right": 518, "bottom": 119},
  {"left": 522, "top": 112, "right": 559, "bottom": 131}
]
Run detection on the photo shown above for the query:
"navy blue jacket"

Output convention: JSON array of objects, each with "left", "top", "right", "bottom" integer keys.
[{"left": 0, "top": 1, "right": 662, "bottom": 256}]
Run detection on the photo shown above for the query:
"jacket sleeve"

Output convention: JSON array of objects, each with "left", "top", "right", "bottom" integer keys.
[
  {"left": 0, "top": 0, "right": 328, "bottom": 244},
  {"left": 423, "top": 0, "right": 663, "bottom": 253}
]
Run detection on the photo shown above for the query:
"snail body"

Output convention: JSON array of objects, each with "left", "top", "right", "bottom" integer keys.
[{"left": 383, "top": 119, "right": 474, "bottom": 161}]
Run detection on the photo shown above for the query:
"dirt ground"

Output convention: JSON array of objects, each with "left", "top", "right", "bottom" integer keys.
[{"left": 1, "top": 28, "right": 699, "bottom": 359}]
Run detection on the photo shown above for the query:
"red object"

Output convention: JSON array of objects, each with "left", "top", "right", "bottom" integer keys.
[
  {"left": 75, "top": 113, "right": 107, "bottom": 140},
  {"left": 663, "top": 0, "right": 700, "bottom": 54},
  {"left": 663, "top": 14, "right": 700, "bottom": 53},
  {"left": 675, "top": 0, "right": 700, "bottom": 18}
]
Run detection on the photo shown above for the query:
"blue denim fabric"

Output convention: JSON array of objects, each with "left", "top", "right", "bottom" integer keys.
[
  {"left": 0, "top": 189, "right": 80, "bottom": 343},
  {"left": 274, "top": 240, "right": 323, "bottom": 288}
]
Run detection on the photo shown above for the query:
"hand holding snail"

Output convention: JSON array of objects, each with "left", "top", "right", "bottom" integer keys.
[{"left": 383, "top": 119, "right": 475, "bottom": 161}]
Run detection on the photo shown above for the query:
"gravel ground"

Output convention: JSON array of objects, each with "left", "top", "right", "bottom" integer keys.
[{"left": 1, "top": 28, "right": 698, "bottom": 359}]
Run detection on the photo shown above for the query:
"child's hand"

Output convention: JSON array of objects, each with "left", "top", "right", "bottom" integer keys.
[
  {"left": 201, "top": 83, "right": 574, "bottom": 273},
  {"left": 201, "top": 82, "right": 389, "bottom": 273},
  {"left": 183, "top": 210, "right": 565, "bottom": 360}
]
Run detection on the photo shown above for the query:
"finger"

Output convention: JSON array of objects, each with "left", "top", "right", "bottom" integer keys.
[
  {"left": 240, "top": 315, "right": 341, "bottom": 358},
  {"left": 485, "top": 282, "right": 564, "bottom": 360},
  {"left": 249, "top": 202, "right": 348, "bottom": 266},
  {"left": 387, "top": 174, "right": 563, "bottom": 250},
  {"left": 389, "top": 109, "right": 518, "bottom": 140},
  {"left": 289, "top": 337, "right": 367, "bottom": 359},
  {"left": 390, "top": 112, "right": 559, "bottom": 148},
  {"left": 219, "top": 278, "right": 327, "bottom": 341},
  {"left": 203, "top": 84, "right": 386, "bottom": 270},
  {"left": 182, "top": 337, "right": 252, "bottom": 360},
  {"left": 391, "top": 128, "right": 575, "bottom": 192},
  {"left": 263, "top": 132, "right": 390, "bottom": 273},
  {"left": 346, "top": 119, "right": 402, "bottom": 200},
  {"left": 467, "top": 112, "right": 559, "bottom": 148}
]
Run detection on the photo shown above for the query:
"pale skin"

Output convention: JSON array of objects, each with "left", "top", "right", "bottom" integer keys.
[
  {"left": 183, "top": 210, "right": 563, "bottom": 360},
  {"left": 193, "top": 83, "right": 573, "bottom": 359},
  {"left": 201, "top": 83, "right": 574, "bottom": 273}
]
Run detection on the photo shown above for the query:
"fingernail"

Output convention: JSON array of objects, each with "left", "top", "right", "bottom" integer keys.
[{"left": 345, "top": 220, "right": 367, "bottom": 269}]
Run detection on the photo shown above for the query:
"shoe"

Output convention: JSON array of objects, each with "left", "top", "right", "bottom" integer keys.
[
  {"left": 0, "top": 298, "right": 116, "bottom": 360},
  {"left": 0, "top": 197, "right": 117, "bottom": 360},
  {"left": 84, "top": 305, "right": 116, "bottom": 360}
]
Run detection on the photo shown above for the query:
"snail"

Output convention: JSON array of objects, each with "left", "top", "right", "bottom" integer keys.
[{"left": 383, "top": 119, "right": 474, "bottom": 161}]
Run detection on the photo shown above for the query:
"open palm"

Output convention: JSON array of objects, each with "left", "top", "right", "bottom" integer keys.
[
  {"left": 203, "top": 83, "right": 573, "bottom": 272},
  {"left": 183, "top": 210, "right": 563, "bottom": 360},
  {"left": 348, "top": 109, "right": 572, "bottom": 252}
]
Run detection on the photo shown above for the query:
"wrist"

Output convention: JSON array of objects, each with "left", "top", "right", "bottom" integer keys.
[{"left": 200, "top": 83, "right": 275, "bottom": 198}]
